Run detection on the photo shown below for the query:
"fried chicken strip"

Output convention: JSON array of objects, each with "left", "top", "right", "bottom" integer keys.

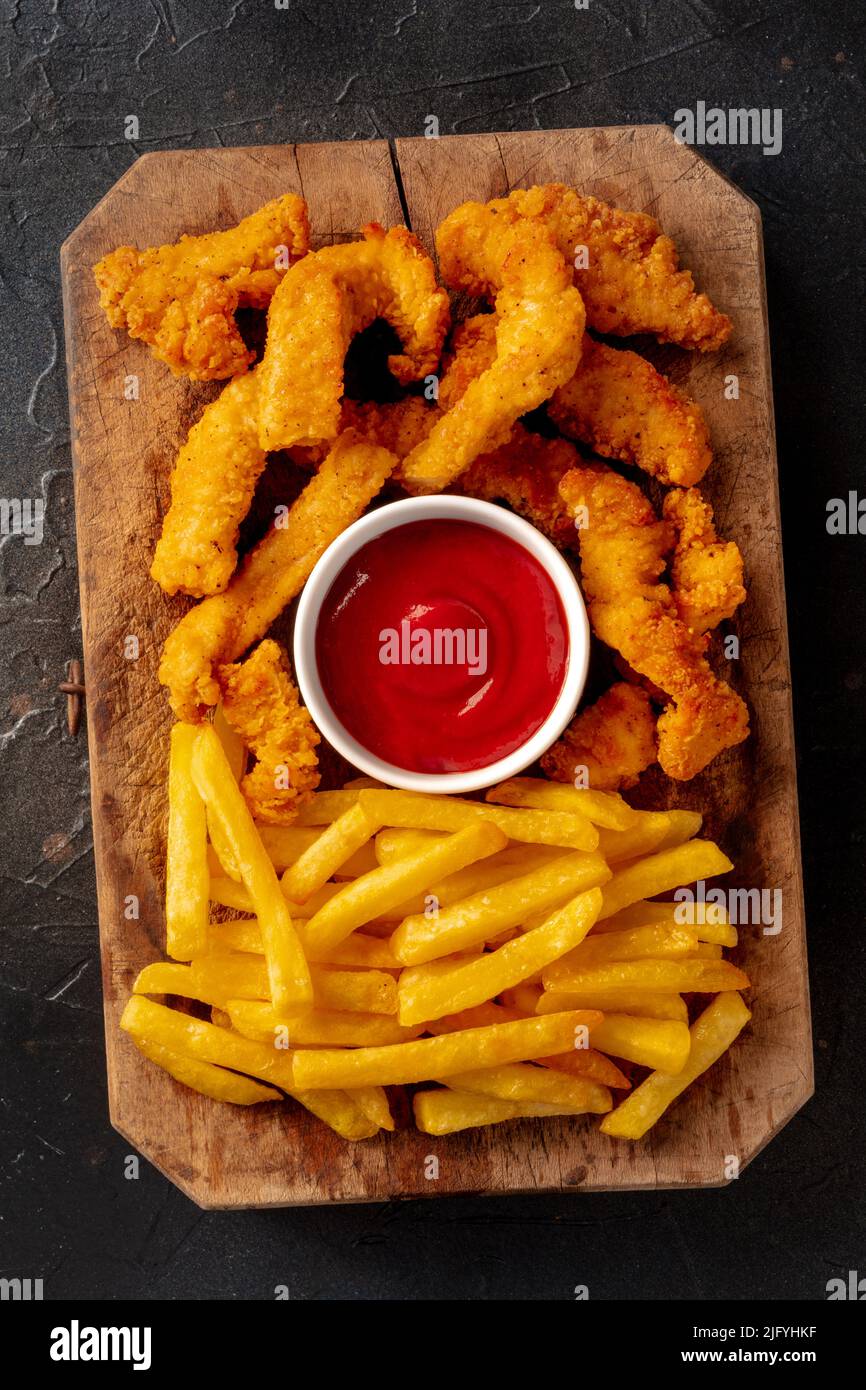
[
  {"left": 400, "top": 220, "right": 585, "bottom": 492},
  {"left": 456, "top": 423, "right": 577, "bottom": 547},
  {"left": 151, "top": 370, "right": 266, "bottom": 597},
  {"left": 541, "top": 682, "right": 657, "bottom": 790},
  {"left": 159, "top": 430, "right": 397, "bottom": 721},
  {"left": 663, "top": 488, "right": 746, "bottom": 632},
  {"left": 218, "top": 640, "right": 320, "bottom": 824},
  {"left": 437, "top": 184, "right": 731, "bottom": 352},
  {"left": 93, "top": 193, "right": 310, "bottom": 380},
  {"left": 559, "top": 465, "right": 748, "bottom": 780},
  {"left": 257, "top": 223, "right": 449, "bottom": 451}
]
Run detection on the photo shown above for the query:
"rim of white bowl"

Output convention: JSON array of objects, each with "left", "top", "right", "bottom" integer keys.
[{"left": 293, "top": 495, "right": 590, "bottom": 794}]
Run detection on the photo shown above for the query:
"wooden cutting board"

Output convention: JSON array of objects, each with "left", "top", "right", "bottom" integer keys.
[{"left": 61, "top": 127, "right": 812, "bottom": 1207}]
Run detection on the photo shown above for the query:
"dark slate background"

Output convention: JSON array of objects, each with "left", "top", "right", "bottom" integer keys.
[{"left": 1, "top": 0, "right": 864, "bottom": 1301}]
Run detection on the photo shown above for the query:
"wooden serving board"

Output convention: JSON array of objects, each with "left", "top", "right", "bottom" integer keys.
[{"left": 62, "top": 128, "right": 812, "bottom": 1207}]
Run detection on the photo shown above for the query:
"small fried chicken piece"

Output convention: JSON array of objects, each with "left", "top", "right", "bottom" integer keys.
[
  {"left": 218, "top": 640, "right": 320, "bottom": 824},
  {"left": 437, "top": 185, "right": 731, "bottom": 352},
  {"left": 402, "top": 220, "right": 585, "bottom": 493},
  {"left": 159, "top": 430, "right": 397, "bottom": 721},
  {"left": 457, "top": 423, "right": 578, "bottom": 547},
  {"left": 663, "top": 488, "right": 746, "bottom": 632},
  {"left": 257, "top": 223, "right": 449, "bottom": 450},
  {"left": 151, "top": 370, "right": 266, "bottom": 597},
  {"left": 560, "top": 465, "right": 748, "bottom": 781},
  {"left": 93, "top": 193, "right": 310, "bottom": 380},
  {"left": 542, "top": 682, "right": 657, "bottom": 790},
  {"left": 549, "top": 337, "right": 713, "bottom": 486}
]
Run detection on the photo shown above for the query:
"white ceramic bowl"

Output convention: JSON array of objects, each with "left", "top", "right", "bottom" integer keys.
[{"left": 293, "top": 495, "right": 590, "bottom": 794}]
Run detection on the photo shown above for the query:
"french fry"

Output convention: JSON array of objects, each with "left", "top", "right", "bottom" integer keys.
[
  {"left": 121, "top": 996, "right": 377, "bottom": 1139},
  {"left": 536, "top": 988, "right": 689, "bottom": 1022},
  {"left": 190, "top": 954, "right": 397, "bottom": 1014},
  {"left": 134, "top": 961, "right": 227, "bottom": 1010},
  {"left": 601, "top": 993, "right": 752, "bottom": 1138},
  {"left": 594, "top": 899, "right": 738, "bottom": 947},
  {"left": 281, "top": 802, "right": 381, "bottom": 903},
  {"left": 373, "top": 844, "right": 564, "bottom": 922},
  {"left": 165, "top": 723, "right": 209, "bottom": 960},
  {"left": 293, "top": 790, "right": 365, "bottom": 824},
  {"left": 290, "top": 1010, "right": 602, "bottom": 1089},
  {"left": 206, "top": 704, "right": 247, "bottom": 881},
  {"left": 485, "top": 778, "right": 639, "bottom": 830},
  {"left": 543, "top": 956, "right": 750, "bottom": 994},
  {"left": 596, "top": 810, "right": 702, "bottom": 865},
  {"left": 398, "top": 888, "right": 603, "bottom": 1026},
  {"left": 392, "top": 852, "right": 610, "bottom": 965},
  {"left": 191, "top": 725, "right": 313, "bottom": 1013},
  {"left": 414, "top": 1089, "right": 587, "bottom": 1134},
  {"left": 591, "top": 1014, "right": 691, "bottom": 1073},
  {"left": 351, "top": 1086, "right": 395, "bottom": 1132},
  {"left": 693, "top": 943, "right": 724, "bottom": 959},
  {"left": 559, "top": 923, "right": 698, "bottom": 968},
  {"left": 132, "top": 1034, "right": 281, "bottom": 1105},
  {"left": 426, "top": 1001, "right": 526, "bottom": 1032},
  {"left": 208, "top": 919, "right": 399, "bottom": 968},
  {"left": 375, "top": 828, "right": 445, "bottom": 864},
  {"left": 598, "top": 841, "right": 733, "bottom": 920},
  {"left": 226, "top": 1000, "right": 421, "bottom": 1047},
  {"left": 446, "top": 1062, "right": 612, "bottom": 1113},
  {"left": 255, "top": 825, "right": 322, "bottom": 869},
  {"left": 358, "top": 789, "right": 599, "bottom": 850},
  {"left": 304, "top": 822, "right": 507, "bottom": 953},
  {"left": 500, "top": 983, "right": 545, "bottom": 1014},
  {"left": 538, "top": 1048, "right": 631, "bottom": 1090}
]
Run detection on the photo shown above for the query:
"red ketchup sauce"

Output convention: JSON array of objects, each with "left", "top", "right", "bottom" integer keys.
[{"left": 314, "top": 518, "right": 569, "bottom": 775}]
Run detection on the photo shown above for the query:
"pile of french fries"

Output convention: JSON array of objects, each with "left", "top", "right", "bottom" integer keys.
[{"left": 120, "top": 716, "right": 752, "bottom": 1142}]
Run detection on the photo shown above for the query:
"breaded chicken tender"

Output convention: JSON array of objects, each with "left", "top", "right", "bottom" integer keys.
[
  {"left": 559, "top": 465, "right": 748, "bottom": 781},
  {"left": 542, "top": 682, "right": 657, "bottom": 790},
  {"left": 151, "top": 370, "right": 266, "bottom": 597},
  {"left": 257, "top": 224, "right": 449, "bottom": 451},
  {"left": 437, "top": 184, "right": 731, "bottom": 352},
  {"left": 549, "top": 336, "right": 713, "bottom": 486},
  {"left": 93, "top": 193, "right": 310, "bottom": 380},
  {"left": 401, "top": 220, "right": 585, "bottom": 492},
  {"left": 663, "top": 488, "right": 746, "bottom": 632},
  {"left": 159, "top": 430, "right": 397, "bottom": 720},
  {"left": 218, "top": 640, "right": 320, "bottom": 824},
  {"left": 456, "top": 423, "right": 578, "bottom": 547}
]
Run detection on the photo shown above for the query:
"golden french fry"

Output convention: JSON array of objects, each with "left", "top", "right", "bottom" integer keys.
[
  {"left": 290, "top": 1009, "right": 602, "bottom": 1089},
  {"left": 543, "top": 956, "right": 749, "bottom": 994},
  {"left": 536, "top": 988, "right": 689, "bottom": 1022},
  {"left": 374, "top": 828, "right": 445, "bottom": 864},
  {"left": 132, "top": 1034, "right": 281, "bottom": 1105},
  {"left": 596, "top": 810, "right": 702, "bottom": 865},
  {"left": 134, "top": 961, "right": 227, "bottom": 1010},
  {"left": 304, "top": 822, "right": 507, "bottom": 953},
  {"left": 414, "top": 1089, "right": 587, "bottom": 1134},
  {"left": 594, "top": 899, "right": 738, "bottom": 947},
  {"left": 255, "top": 825, "right": 322, "bottom": 869},
  {"left": 226, "top": 1000, "right": 421, "bottom": 1047},
  {"left": 693, "top": 943, "right": 724, "bottom": 958},
  {"left": 601, "top": 993, "right": 752, "bottom": 1138},
  {"left": 398, "top": 888, "right": 603, "bottom": 1025},
  {"left": 191, "top": 724, "right": 313, "bottom": 1013},
  {"left": 351, "top": 1086, "right": 395, "bottom": 1132},
  {"left": 191, "top": 953, "right": 397, "bottom": 1014},
  {"left": 121, "top": 995, "right": 376, "bottom": 1139},
  {"left": 208, "top": 918, "right": 399, "bottom": 968},
  {"left": 598, "top": 841, "right": 733, "bottom": 920},
  {"left": 165, "top": 723, "right": 209, "bottom": 960},
  {"left": 426, "top": 1001, "right": 526, "bottom": 1032},
  {"left": 211, "top": 1006, "right": 232, "bottom": 1028},
  {"left": 539, "top": 1048, "right": 631, "bottom": 1090},
  {"left": 282, "top": 802, "right": 381, "bottom": 903},
  {"left": 447, "top": 1062, "right": 612, "bottom": 1113},
  {"left": 591, "top": 1014, "right": 691, "bottom": 1073},
  {"left": 374, "top": 844, "right": 564, "bottom": 922},
  {"left": 485, "top": 778, "right": 639, "bottom": 830},
  {"left": 358, "top": 789, "right": 599, "bottom": 850},
  {"left": 293, "top": 790, "right": 365, "bottom": 824},
  {"left": 209, "top": 876, "right": 255, "bottom": 912},
  {"left": 206, "top": 705, "right": 247, "bottom": 880},
  {"left": 392, "top": 852, "right": 610, "bottom": 965},
  {"left": 561, "top": 923, "right": 698, "bottom": 967},
  {"left": 500, "top": 983, "right": 545, "bottom": 1014},
  {"left": 334, "top": 842, "right": 382, "bottom": 877}
]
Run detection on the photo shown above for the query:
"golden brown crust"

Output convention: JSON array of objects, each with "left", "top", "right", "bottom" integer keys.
[
  {"left": 663, "top": 488, "right": 746, "bottom": 632},
  {"left": 541, "top": 682, "right": 657, "bottom": 790}
]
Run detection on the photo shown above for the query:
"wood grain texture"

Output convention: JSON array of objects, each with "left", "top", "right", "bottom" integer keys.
[{"left": 62, "top": 128, "right": 812, "bottom": 1208}]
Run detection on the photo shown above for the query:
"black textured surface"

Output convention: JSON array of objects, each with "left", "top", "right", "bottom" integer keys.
[{"left": 1, "top": 0, "right": 864, "bottom": 1302}]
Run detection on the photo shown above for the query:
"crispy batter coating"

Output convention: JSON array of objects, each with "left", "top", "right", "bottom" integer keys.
[
  {"left": 663, "top": 487, "right": 746, "bottom": 633},
  {"left": 151, "top": 370, "right": 266, "bottom": 597},
  {"left": 400, "top": 219, "right": 585, "bottom": 492},
  {"left": 437, "top": 184, "right": 731, "bottom": 352},
  {"left": 93, "top": 193, "right": 310, "bottom": 380},
  {"left": 559, "top": 464, "right": 748, "bottom": 781},
  {"left": 549, "top": 336, "right": 713, "bottom": 486},
  {"left": 218, "top": 640, "right": 320, "bottom": 824},
  {"left": 257, "top": 224, "right": 449, "bottom": 451},
  {"left": 542, "top": 682, "right": 657, "bottom": 790},
  {"left": 457, "top": 422, "right": 578, "bottom": 547},
  {"left": 159, "top": 430, "right": 397, "bottom": 721}
]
